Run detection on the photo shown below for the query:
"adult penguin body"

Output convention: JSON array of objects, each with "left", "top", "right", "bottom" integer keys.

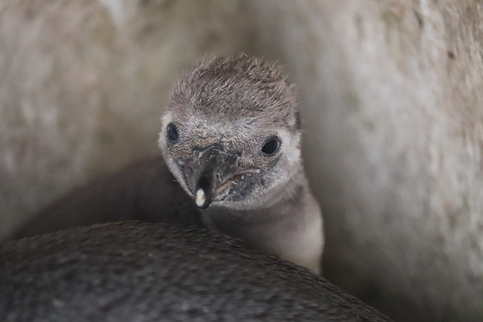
[{"left": 0, "top": 222, "right": 391, "bottom": 322}]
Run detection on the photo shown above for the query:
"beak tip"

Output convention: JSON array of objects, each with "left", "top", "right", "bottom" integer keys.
[{"left": 195, "top": 188, "right": 210, "bottom": 209}]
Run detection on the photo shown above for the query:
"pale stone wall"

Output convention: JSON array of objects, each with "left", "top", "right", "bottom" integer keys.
[
  {"left": 247, "top": 1, "right": 483, "bottom": 321},
  {"left": 1, "top": 1, "right": 482, "bottom": 321},
  {"left": 0, "top": 0, "right": 256, "bottom": 237}
]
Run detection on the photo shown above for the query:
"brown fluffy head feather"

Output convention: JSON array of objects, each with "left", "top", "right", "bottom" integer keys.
[{"left": 169, "top": 54, "right": 299, "bottom": 131}]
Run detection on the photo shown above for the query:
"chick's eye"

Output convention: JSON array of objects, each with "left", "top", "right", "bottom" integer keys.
[
  {"left": 261, "top": 136, "right": 281, "bottom": 155},
  {"left": 167, "top": 123, "right": 178, "bottom": 143}
]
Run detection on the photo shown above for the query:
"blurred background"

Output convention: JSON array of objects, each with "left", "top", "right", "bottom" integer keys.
[{"left": 0, "top": 1, "right": 482, "bottom": 321}]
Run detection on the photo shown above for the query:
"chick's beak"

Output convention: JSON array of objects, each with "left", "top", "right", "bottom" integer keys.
[{"left": 191, "top": 144, "right": 240, "bottom": 209}]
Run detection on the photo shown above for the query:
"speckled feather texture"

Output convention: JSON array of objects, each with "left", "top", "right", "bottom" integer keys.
[{"left": 0, "top": 222, "right": 391, "bottom": 322}]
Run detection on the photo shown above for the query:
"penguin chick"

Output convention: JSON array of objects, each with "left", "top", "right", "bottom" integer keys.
[{"left": 158, "top": 54, "right": 323, "bottom": 273}]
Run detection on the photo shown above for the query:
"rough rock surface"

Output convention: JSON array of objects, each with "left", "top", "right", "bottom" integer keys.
[{"left": 248, "top": 1, "right": 483, "bottom": 321}]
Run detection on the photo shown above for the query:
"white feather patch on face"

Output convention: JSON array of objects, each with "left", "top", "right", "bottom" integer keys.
[
  {"left": 278, "top": 129, "right": 301, "bottom": 167},
  {"left": 158, "top": 111, "right": 194, "bottom": 197},
  {"left": 158, "top": 111, "right": 173, "bottom": 148}
]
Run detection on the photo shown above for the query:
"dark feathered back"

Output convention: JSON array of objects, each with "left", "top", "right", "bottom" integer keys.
[{"left": 0, "top": 222, "right": 391, "bottom": 322}]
